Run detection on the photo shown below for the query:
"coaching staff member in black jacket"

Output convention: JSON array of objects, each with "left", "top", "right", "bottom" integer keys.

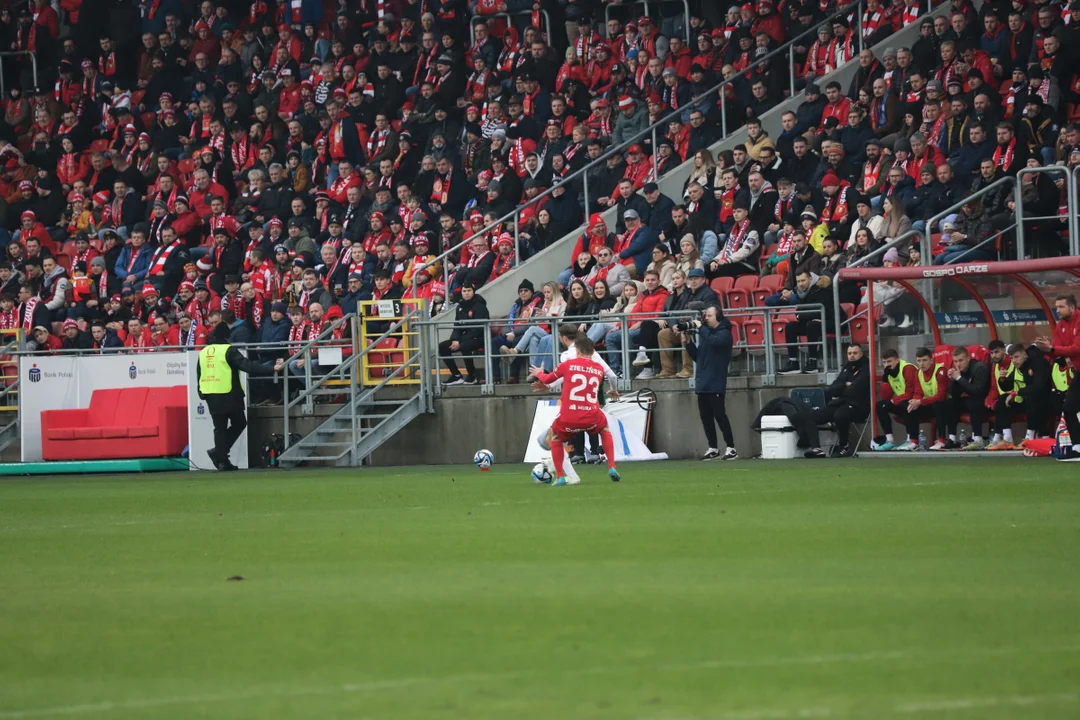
[
  {"left": 815, "top": 343, "right": 871, "bottom": 457},
  {"left": 197, "top": 319, "right": 280, "bottom": 471},
  {"left": 683, "top": 304, "right": 738, "bottom": 461}
]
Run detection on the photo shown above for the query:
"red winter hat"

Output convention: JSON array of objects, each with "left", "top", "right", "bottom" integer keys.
[
  {"left": 178, "top": 280, "right": 195, "bottom": 293},
  {"left": 618, "top": 95, "right": 634, "bottom": 110},
  {"left": 821, "top": 171, "right": 841, "bottom": 187},
  {"left": 92, "top": 190, "right": 110, "bottom": 205},
  {"left": 18, "top": 180, "right": 33, "bottom": 191},
  {"left": 142, "top": 283, "right": 159, "bottom": 297},
  {"left": 496, "top": 233, "right": 514, "bottom": 248},
  {"left": 430, "top": 280, "right": 446, "bottom": 297},
  {"left": 628, "top": 143, "right": 644, "bottom": 154},
  {"left": 20, "top": 209, "right": 35, "bottom": 221}
]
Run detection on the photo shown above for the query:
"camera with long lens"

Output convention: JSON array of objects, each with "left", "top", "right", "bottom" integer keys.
[{"left": 673, "top": 302, "right": 709, "bottom": 333}]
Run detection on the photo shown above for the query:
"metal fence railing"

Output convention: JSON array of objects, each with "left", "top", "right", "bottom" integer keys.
[{"left": 417, "top": 303, "right": 829, "bottom": 393}]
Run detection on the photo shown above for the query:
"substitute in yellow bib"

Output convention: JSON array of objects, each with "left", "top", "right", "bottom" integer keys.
[{"left": 197, "top": 318, "right": 281, "bottom": 471}]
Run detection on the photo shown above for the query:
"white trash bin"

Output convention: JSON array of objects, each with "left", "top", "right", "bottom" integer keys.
[{"left": 760, "top": 415, "right": 798, "bottom": 459}]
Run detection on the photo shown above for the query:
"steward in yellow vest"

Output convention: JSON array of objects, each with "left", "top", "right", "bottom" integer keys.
[{"left": 196, "top": 319, "right": 281, "bottom": 471}]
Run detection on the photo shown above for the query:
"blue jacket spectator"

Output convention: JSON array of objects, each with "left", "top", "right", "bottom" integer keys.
[
  {"left": 618, "top": 211, "right": 656, "bottom": 277},
  {"left": 112, "top": 239, "right": 154, "bottom": 287}
]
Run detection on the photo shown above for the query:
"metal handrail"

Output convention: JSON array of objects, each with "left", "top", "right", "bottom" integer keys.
[
  {"left": 417, "top": 0, "right": 865, "bottom": 297},
  {"left": 831, "top": 228, "right": 921, "bottom": 363},
  {"left": 1014, "top": 165, "right": 1075, "bottom": 260},
  {"left": 282, "top": 308, "right": 428, "bottom": 452},
  {"left": 418, "top": 302, "right": 829, "bottom": 390},
  {"left": 922, "top": 174, "right": 1015, "bottom": 260}
]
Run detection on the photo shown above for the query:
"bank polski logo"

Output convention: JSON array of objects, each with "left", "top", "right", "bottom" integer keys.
[
  {"left": 197, "top": 403, "right": 206, "bottom": 415},
  {"left": 129, "top": 362, "right": 138, "bottom": 380},
  {"left": 28, "top": 363, "right": 40, "bottom": 383}
]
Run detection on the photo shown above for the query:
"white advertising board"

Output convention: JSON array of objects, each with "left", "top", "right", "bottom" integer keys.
[
  {"left": 19, "top": 356, "right": 79, "bottom": 462},
  {"left": 523, "top": 398, "right": 667, "bottom": 463}
]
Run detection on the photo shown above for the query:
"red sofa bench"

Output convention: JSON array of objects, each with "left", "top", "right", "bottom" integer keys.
[{"left": 41, "top": 385, "right": 188, "bottom": 461}]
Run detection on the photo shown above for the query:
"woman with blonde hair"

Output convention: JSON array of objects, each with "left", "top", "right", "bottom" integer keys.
[
  {"left": 602, "top": 281, "right": 642, "bottom": 367},
  {"left": 684, "top": 149, "right": 716, "bottom": 197},
  {"left": 675, "top": 234, "right": 705, "bottom": 275}
]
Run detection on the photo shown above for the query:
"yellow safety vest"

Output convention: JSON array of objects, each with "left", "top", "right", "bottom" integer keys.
[
  {"left": 198, "top": 344, "right": 233, "bottom": 395},
  {"left": 887, "top": 360, "right": 913, "bottom": 397},
  {"left": 994, "top": 360, "right": 1024, "bottom": 403},
  {"left": 1052, "top": 362, "right": 1073, "bottom": 392},
  {"left": 918, "top": 363, "right": 942, "bottom": 398}
]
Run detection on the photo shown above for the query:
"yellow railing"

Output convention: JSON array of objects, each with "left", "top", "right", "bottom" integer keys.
[
  {"left": 0, "top": 328, "right": 23, "bottom": 411},
  {"left": 358, "top": 298, "right": 423, "bottom": 386}
]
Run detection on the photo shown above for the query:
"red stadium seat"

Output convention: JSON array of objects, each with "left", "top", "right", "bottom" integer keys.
[
  {"left": 131, "top": 89, "right": 147, "bottom": 106},
  {"left": 753, "top": 274, "right": 784, "bottom": 305},
  {"left": 772, "top": 312, "right": 795, "bottom": 353},
  {"left": 140, "top": 112, "right": 157, "bottom": 130},
  {"left": 725, "top": 274, "right": 757, "bottom": 310},
  {"left": 966, "top": 344, "right": 988, "bottom": 363},
  {"left": 710, "top": 276, "right": 734, "bottom": 300},
  {"left": 54, "top": 253, "right": 72, "bottom": 272},
  {"left": 368, "top": 338, "right": 402, "bottom": 378},
  {"left": 89, "top": 139, "right": 110, "bottom": 153},
  {"left": 934, "top": 344, "right": 954, "bottom": 369},
  {"left": 60, "top": 240, "right": 78, "bottom": 256},
  {"left": 178, "top": 158, "right": 197, "bottom": 176},
  {"left": 742, "top": 317, "right": 766, "bottom": 353},
  {"left": 759, "top": 244, "right": 776, "bottom": 270}
]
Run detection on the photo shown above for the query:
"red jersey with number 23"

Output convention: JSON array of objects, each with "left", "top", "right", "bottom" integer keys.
[{"left": 539, "top": 356, "right": 609, "bottom": 434}]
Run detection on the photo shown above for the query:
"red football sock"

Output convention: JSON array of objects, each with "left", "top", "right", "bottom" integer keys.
[
  {"left": 551, "top": 439, "right": 566, "bottom": 478},
  {"left": 601, "top": 429, "right": 616, "bottom": 469}
]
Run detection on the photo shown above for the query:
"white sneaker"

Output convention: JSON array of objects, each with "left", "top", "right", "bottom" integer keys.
[
  {"left": 721, "top": 447, "right": 738, "bottom": 460},
  {"left": 897, "top": 315, "right": 913, "bottom": 329},
  {"left": 632, "top": 347, "right": 650, "bottom": 366},
  {"left": 895, "top": 440, "right": 917, "bottom": 451},
  {"left": 929, "top": 440, "right": 946, "bottom": 451},
  {"left": 637, "top": 367, "right": 656, "bottom": 379},
  {"left": 879, "top": 315, "right": 895, "bottom": 328}
]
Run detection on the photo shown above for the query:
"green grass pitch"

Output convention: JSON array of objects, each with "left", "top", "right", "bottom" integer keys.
[{"left": 2, "top": 458, "right": 1080, "bottom": 719}]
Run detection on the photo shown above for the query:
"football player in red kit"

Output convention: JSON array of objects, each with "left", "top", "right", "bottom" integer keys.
[{"left": 532, "top": 336, "right": 622, "bottom": 485}]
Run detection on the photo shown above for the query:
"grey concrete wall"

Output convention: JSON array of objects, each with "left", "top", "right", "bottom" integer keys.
[{"left": 244, "top": 374, "right": 825, "bottom": 467}]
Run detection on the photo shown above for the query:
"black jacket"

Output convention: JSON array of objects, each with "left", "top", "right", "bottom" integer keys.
[
  {"left": 949, "top": 358, "right": 990, "bottom": 401},
  {"left": 999, "top": 349, "right": 1051, "bottom": 401},
  {"left": 826, "top": 354, "right": 870, "bottom": 416},
  {"left": 196, "top": 344, "right": 275, "bottom": 407},
  {"left": 449, "top": 294, "right": 489, "bottom": 345},
  {"left": 685, "top": 319, "right": 733, "bottom": 394}
]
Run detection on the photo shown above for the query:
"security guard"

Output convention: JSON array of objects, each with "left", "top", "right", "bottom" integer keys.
[{"left": 197, "top": 320, "right": 279, "bottom": 471}]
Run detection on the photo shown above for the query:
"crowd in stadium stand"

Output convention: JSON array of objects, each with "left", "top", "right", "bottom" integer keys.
[{"left": 0, "top": 0, "right": 1076, "bottom": 407}]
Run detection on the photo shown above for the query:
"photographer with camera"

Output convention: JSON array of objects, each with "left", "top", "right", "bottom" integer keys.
[{"left": 681, "top": 304, "right": 738, "bottom": 461}]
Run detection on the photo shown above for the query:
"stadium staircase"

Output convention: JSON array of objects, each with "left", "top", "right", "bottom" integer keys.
[{"left": 276, "top": 307, "right": 434, "bottom": 468}]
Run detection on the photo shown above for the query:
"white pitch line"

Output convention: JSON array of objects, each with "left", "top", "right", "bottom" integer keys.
[
  {"left": 636, "top": 692, "right": 1080, "bottom": 720},
  {"left": 2, "top": 646, "right": 1078, "bottom": 719}
]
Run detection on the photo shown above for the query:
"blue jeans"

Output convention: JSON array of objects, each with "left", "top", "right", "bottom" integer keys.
[
  {"left": 934, "top": 246, "right": 995, "bottom": 265},
  {"left": 606, "top": 326, "right": 641, "bottom": 373},
  {"left": 514, "top": 325, "right": 550, "bottom": 371},
  {"left": 587, "top": 322, "right": 614, "bottom": 344},
  {"left": 537, "top": 334, "right": 558, "bottom": 372},
  {"left": 911, "top": 220, "right": 926, "bottom": 234},
  {"left": 557, "top": 267, "right": 574, "bottom": 288},
  {"left": 764, "top": 292, "right": 797, "bottom": 307}
]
